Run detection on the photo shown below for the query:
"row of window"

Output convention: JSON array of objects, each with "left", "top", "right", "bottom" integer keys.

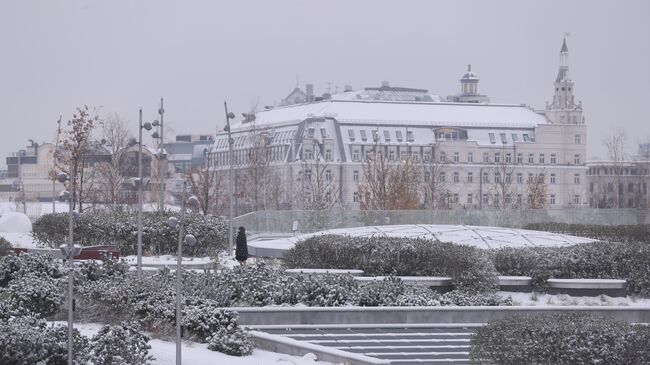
[
  {"left": 350, "top": 148, "right": 582, "bottom": 165},
  {"left": 589, "top": 182, "right": 648, "bottom": 194},
  {"left": 422, "top": 171, "right": 580, "bottom": 185},
  {"left": 587, "top": 167, "right": 650, "bottom": 176},
  {"left": 213, "top": 146, "right": 287, "bottom": 166},
  {"left": 348, "top": 129, "right": 415, "bottom": 143},
  {"left": 351, "top": 191, "right": 581, "bottom": 205}
]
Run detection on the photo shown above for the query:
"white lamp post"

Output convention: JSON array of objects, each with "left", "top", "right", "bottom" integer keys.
[
  {"left": 136, "top": 109, "right": 153, "bottom": 278},
  {"left": 223, "top": 102, "right": 236, "bottom": 257},
  {"left": 167, "top": 181, "right": 198, "bottom": 365}
]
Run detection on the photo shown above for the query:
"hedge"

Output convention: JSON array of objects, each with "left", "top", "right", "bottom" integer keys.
[
  {"left": 32, "top": 211, "right": 228, "bottom": 256},
  {"left": 283, "top": 235, "right": 499, "bottom": 293},
  {"left": 525, "top": 222, "right": 650, "bottom": 243},
  {"left": 471, "top": 313, "right": 650, "bottom": 365}
]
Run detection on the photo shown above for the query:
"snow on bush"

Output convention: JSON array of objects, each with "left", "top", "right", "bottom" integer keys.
[
  {"left": 0, "top": 236, "right": 12, "bottom": 255},
  {"left": 32, "top": 211, "right": 227, "bottom": 256},
  {"left": 285, "top": 235, "right": 499, "bottom": 293},
  {"left": 182, "top": 305, "right": 241, "bottom": 342},
  {"left": 0, "top": 212, "right": 32, "bottom": 234},
  {"left": 0, "top": 315, "right": 89, "bottom": 365},
  {"left": 85, "top": 322, "right": 153, "bottom": 365},
  {"left": 525, "top": 222, "right": 650, "bottom": 243},
  {"left": 207, "top": 326, "right": 254, "bottom": 357},
  {"left": 471, "top": 313, "right": 650, "bottom": 365},
  {"left": 0, "top": 252, "right": 62, "bottom": 287},
  {"left": 80, "top": 254, "right": 129, "bottom": 281},
  {"left": 6, "top": 273, "right": 63, "bottom": 317}
]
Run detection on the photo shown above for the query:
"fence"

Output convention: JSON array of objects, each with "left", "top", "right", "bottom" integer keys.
[{"left": 233, "top": 208, "right": 650, "bottom": 234}]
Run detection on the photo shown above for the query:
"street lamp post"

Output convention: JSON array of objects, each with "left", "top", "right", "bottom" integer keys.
[
  {"left": 223, "top": 102, "right": 236, "bottom": 257},
  {"left": 136, "top": 109, "right": 153, "bottom": 278},
  {"left": 167, "top": 181, "right": 198, "bottom": 365},
  {"left": 56, "top": 168, "right": 81, "bottom": 365},
  {"left": 150, "top": 98, "right": 165, "bottom": 211}
]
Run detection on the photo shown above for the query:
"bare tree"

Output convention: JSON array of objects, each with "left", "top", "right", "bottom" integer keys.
[
  {"left": 94, "top": 114, "right": 134, "bottom": 211},
  {"left": 186, "top": 160, "right": 223, "bottom": 215},
  {"left": 526, "top": 172, "right": 548, "bottom": 209},
  {"left": 359, "top": 149, "right": 420, "bottom": 210},
  {"left": 54, "top": 105, "right": 100, "bottom": 212},
  {"left": 490, "top": 145, "right": 517, "bottom": 209},
  {"left": 422, "top": 145, "right": 450, "bottom": 209},
  {"left": 299, "top": 159, "right": 341, "bottom": 211},
  {"left": 603, "top": 129, "right": 627, "bottom": 208}
]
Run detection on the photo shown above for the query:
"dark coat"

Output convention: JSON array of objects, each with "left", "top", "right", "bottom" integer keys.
[{"left": 235, "top": 230, "right": 248, "bottom": 261}]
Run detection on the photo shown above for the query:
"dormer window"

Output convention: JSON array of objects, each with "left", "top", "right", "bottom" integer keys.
[
  {"left": 360, "top": 130, "right": 367, "bottom": 141},
  {"left": 500, "top": 133, "right": 507, "bottom": 144},
  {"left": 307, "top": 128, "right": 315, "bottom": 138},
  {"left": 522, "top": 134, "right": 530, "bottom": 142},
  {"left": 348, "top": 129, "right": 356, "bottom": 141},
  {"left": 488, "top": 133, "right": 496, "bottom": 144},
  {"left": 320, "top": 128, "right": 327, "bottom": 138},
  {"left": 406, "top": 130, "right": 414, "bottom": 142},
  {"left": 396, "top": 131, "right": 403, "bottom": 142},
  {"left": 383, "top": 130, "right": 391, "bottom": 142}
]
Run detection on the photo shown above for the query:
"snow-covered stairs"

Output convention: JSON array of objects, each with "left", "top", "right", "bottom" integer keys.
[{"left": 258, "top": 325, "right": 477, "bottom": 365}]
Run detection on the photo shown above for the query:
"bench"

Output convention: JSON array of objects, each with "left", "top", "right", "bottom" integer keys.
[
  {"left": 498, "top": 276, "right": 533, "bottom": 292},
  {"left": 354, "top": 276, "right": 454, "bottom": 293},
  {"left": 547, "top": 278, "right": 627, "bottom": 297},
  {"left": 285, "top": 268, "right": 365, "bottom": 277}
]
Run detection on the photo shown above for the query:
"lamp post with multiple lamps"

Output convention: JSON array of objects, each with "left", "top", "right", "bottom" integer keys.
[
  {"left": 223, "top": 102, "right": 236, "bottom": 257},
  {"left": 155, "top": 98, "right": 165, "bottom": 211},
  {"left": 166, "top": 181, "right": 198, "bottom": 365},
  {"left": 52, "top": 115, "right": 62, "bottom": 214},
  {"left": 55, "top": 167, "right": 82, "bottom": 365}
]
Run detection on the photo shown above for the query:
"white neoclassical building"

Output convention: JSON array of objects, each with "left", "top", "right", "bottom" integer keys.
[{"left": 210, "top": 38, "right": 587, "bottom": 211}]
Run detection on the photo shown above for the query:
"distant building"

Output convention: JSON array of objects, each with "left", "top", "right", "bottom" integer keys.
[
  {"left": 164, "top": 134, "right": 214, "bottom": 173},
  {"left": 211, "top": 38, "right": 588, "bottom": 212}
]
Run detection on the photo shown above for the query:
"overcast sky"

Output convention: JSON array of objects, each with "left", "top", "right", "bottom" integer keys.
[{"left": 1, "top": 0, "right": 649, "bottom": 168}]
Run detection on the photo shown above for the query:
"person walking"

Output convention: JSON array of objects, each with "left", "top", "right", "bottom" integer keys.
[{"left": 235, "top": 226, "right": 249, "bottom": 266}]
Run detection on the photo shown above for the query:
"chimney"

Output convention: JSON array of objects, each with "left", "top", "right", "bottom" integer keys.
[
  {"left": 344, "top": 84, "right": 353, "bottom": 92},
  {"left": 381, "top": 81, "right": 390, "bottom": 88},
  {"left": 305, "top": 83, "right": 314, "bottom": 102}
]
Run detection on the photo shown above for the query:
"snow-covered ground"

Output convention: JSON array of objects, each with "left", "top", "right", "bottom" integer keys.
[
  {"left": 501, "top": 291, "right": 650, "bottom": 307},
  {"left": 53, "top": 322, "right": 338, "bottom": 365}
]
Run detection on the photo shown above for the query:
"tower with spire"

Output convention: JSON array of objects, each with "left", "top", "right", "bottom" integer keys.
[{"left": 545, "top": 37, "right": 584, "bottom": 124}]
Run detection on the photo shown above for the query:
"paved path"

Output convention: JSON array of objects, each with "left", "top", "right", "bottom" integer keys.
[{"left": 256, "top": 325, "right": 480, "bottom": 364}]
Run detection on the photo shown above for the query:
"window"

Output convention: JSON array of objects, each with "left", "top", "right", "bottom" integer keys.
[
  {"left": 517, "top": 153, "right": 523, "bottom": 164},
  {"left": 467, "top": 172, "right": 473, "bottom": 183},
  {"left": 325, "top": 149, "right": 332, "bottom": 161},
  {"left": 305, "top": 149, "right": 314, "bottom": 160},
  {"left": 628, "top": 183, "right": 634, "bottom": 193},
  {"left": 517, "top": 194, "right": 523, "bottom": 205},
  {"left": 395, "top": 130, "right": 403, "bottom": 142},
  {"left": 467, "top": 152, "right": 473, "bottom": 163},
  {"left": 453, "top": 152, "right": 459, "bottom": 162},
  {"left": 482, "top": 194, "right": 489, "bottom": 204},
  {"left": 389, "top": 150, "right": 395, "bottom": 161},
  {"left": 406, "top": 130, "right": 414, "bottom": 142},
  {"left": 550, "top": 194, "right": 556, "bottom": 205},
  {"left": 527, "top": 173, "right": 533, "bottom": 183},
  {"left": 352, "top": 150, "right": 360, "bottom": 161},
  {"left": 550, "top": 154, "right": 556, "bottom": 164},
  {"left": 326, "top": 192, "right": 332, "bottom": 203},
  {"left": 539, "top": 154, "right": 545, "bottom": 164},
  {"left": 506, "top": 194, "right": 512, "bottom": 204},
  {"left": 360, "top": 130, "right": 367, "bottom": 142},
  {"left": 483, "top": 153, "right": 489, "bottom": 163},
  {"left": 575, "top": 134, "right": 581, "bottom": 144},
  {"left": 439, "top": 172, "right": 446, "bottom": 182},
  {"left": 506, "top": 173, "right": 512, "bottom": 184},
  {"left": 550, "top": 173, "right": 556, "bottom": 184},
  {"left": 347, "top": 129, "right": 355, "bottom": 141},
  {"left": 495, "top": 173, "right": 501, "bottom": 183},
  {"left": 511, "top": 133, "right": 518, "bottom": 142},
  {"left": 467, "top": 194, "right": 473, "bottom": 204},
  {"left": 574, "top": 154, "right": 581, "bottom": 164},
  {"left": 482, "top": 172, "right": 489, "bottom": 183},
  {"left": 353, "top": 192, "right": 359, "bottom": 202},
  {"left": 372, "top": 130, "right": 379, "bottom": 142},
  {"left": 326, "top": 170, "right": 332, "bottom": 181},
  {"left": 500, "top": 133, "right": 507, "bottom": 144},
  {"left": 573, "top": 195, "right": 580, "bottom": 205},
  {"left": 574, "top": 174, "right": 580, "bottom": 184},
  {"left": 523, "top": 133, "right": 530, "bottom": 142},
  {"left": 506, "top": 153, "right": 512, "bottom": 163},
  {"left": 453, "top": 172, "right": 459, "bottom": 183},
  {"left": 494, "top": 194, "right": 500, "bottom": 205},
  {"left": 517, "top": 173, "right": 523, "bottom": 184},
  {"left": 383, "top": 130, "right": 391, "bottom": 142},
  {"left": 494, "top": 153, "right": 500, "bottom": 163},
  {"left": 489, "top": 133, "right": 496, "bottom": 144},
  {"left": 424, "top": 171, "right": 430, "bottom": 182},
  {"left": 305, "top": 169, "right": 312, "bottom": 180},
  {"left": 307, "top": 128, "right": 315, "bottom": 138},
  {"left": 440, "top": 151, "right": 446, "bottom": 162},
  {"left": 423, "top": 152, "right": 430, "bottom": 162},
  {"left": 320, "top": 128, "right": 328, "bottom": 138},
  {"left": 528, "top": 153, "right": 534, "bottom": 164},
  {"left": 353, "top": 170, "right": 359, "bottom": 182},
  {"left": 452, "top": 193, "right": 459, "bottom": 204},
  {"left": 365, "top": 150, "right": 372, "bottom": 161}
]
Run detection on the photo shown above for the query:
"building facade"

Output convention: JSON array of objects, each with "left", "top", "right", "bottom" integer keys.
[{"left": 209, "top": 38, "right": 588, "bottom": 212}]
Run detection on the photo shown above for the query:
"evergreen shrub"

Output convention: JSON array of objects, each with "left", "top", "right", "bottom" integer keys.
[{"left": 471, "top": 313, "right": 650, "bottom": 365}]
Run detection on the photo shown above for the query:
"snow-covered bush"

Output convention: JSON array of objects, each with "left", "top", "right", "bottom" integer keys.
[
  {"left": 6, "top": 273, "right": 63, "bottom": 317},
  {"left": 0, "top": 252, "right": 62, "bottom": 287},
  {"left": 33, "top": 211, "right": 228, "bottom": 256},
  {"left": 0, "top": 236, "right": 12, "bottom": 256},
  {"left": 85, "top": 322, "right": 153, "bottom": 365},
  {"left": 440, "top": 290, "right": 513, "bottom": 306},
  {"left": 285, "top": 235, "right": 499, "bottom": 293},
  {"left": 525, "top": 222, "right": 650, "bottom": 243},
  {"left": 471, "top": 313, "right": 647, "bottom": 365},
  {"left": 80, "top": 254, "right": 129, "bottom": 281},
  {"left": 355, "top": 276, "right": 445, "bottom": 306},
  {"left": 207, "top": 326, "right": 253, "bottom": 356},
  {"left": 183, "top": 305, "right": 241, "bottom": 342},
  {"left": 0, "top": 315, "right": 88, "bottom": 365}
]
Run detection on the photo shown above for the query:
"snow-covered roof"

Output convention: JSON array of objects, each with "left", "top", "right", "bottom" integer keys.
[
  {"left": 248, "top": 224, "right": 596, "bottom": 257},
  {"left": 231, "top": 100, "right": 547, "bottom": 131}
]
